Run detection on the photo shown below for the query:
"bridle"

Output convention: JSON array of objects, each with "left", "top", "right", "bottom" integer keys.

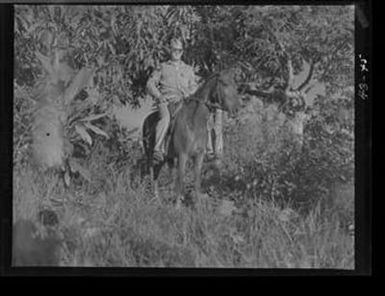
[{"left": 187, "top": 74, "right": 227, "bottom": 112}]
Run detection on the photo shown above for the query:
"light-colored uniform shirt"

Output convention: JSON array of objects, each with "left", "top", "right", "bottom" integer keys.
[{"left": 147, "top": 60, "right": 198, "bottom": 103}]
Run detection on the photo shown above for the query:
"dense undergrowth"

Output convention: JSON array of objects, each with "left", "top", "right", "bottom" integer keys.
[{"left": 13, "top": 98, "right": 354, "bottom": 268}]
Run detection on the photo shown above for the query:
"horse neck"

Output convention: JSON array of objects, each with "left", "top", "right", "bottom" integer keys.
[
  {"left": 188, "top": 75, "right": 218, "bottom": 107},
  {"left": 181, "top": 94, "right": 210, "bottom": 129},
  {"left": 179, "top": 74, "right": 220, "bottom": 127}
]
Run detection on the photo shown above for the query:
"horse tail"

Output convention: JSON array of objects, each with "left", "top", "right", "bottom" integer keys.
[
  {"left": 142, "top": 111, "right": 160, "bottom": 162},
  {"left": 141, "top": 121, "right": 148, "bottom": 158}
]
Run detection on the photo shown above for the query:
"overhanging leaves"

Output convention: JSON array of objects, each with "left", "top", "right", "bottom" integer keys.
[
  {"left": 75, "top": 124, "right": 92, "bottom": 145},
  {"left": 64, "top": 67, "right": 95, "bottom": 105},
  {"left": 84, "top": 122, "right": 109, "bottom": 139}
]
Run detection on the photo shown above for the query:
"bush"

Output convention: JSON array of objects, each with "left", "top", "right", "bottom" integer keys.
[
  {"left": 219, "top": 97, "right": 354, "bottom": 212},
  {"left": 12, "top": 102, "right": 354, "bottom": 268},
  {"left": 14, "top": 83, "right": 35, "bottom": 168}
]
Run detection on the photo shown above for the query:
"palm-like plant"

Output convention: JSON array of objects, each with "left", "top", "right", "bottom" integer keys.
[{"left": 31, "top": 47, "right": 108, "bottom": 184}]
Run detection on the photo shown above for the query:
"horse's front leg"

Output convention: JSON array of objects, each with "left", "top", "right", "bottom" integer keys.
[
  {"left": 193, "top": 152, "right": 205, "bottom": 203},
  {"left": 166, "top": 158, "right": 176, "bottom": 186},
  {"left": 175, "top": 153, "right": 187, "bottom": 209}
]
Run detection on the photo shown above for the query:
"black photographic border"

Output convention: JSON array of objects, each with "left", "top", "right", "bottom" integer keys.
[{"left": 0, "top": 0, "right": 373, "bottom": 277}]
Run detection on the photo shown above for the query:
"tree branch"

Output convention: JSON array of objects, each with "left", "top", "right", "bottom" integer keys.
[
  {"left": 263, "top": 25, "right": 295, "bottom": 93},
  {"left": 296, "top": 58, "right": 315, "bottom": 92},
  {"left": 243, "top": 88, "right": 275, "bottom": 99},
  {"left": 285, "top": 57, "right": 294, "bottom": 93}
]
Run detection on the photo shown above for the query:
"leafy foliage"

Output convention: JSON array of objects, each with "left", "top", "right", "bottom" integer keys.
[
  {"left": 13, "top": 6, "right": 355, "bottom": 268},
  {"left": 219, "top": 89, "right": 354, "bottom": 213},
  {"left": 15, "top": 5, "right": 354, "bottom": 100},
  {"left": 14, "top": 3, "right": 355, "bottom": 201}
]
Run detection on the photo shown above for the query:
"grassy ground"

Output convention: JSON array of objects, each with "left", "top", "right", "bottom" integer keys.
[
  {"left": 13, "top": 97, "right": 354, "bottom": 268},
  {"left": 13, "top": 155, "right": 354, "bottom": 268}
]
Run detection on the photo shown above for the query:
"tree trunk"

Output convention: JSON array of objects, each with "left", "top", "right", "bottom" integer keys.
[
  {"left": 287, "top": 111, "right": 307, "bottom": 151},
  {"left": 32, "top": 99, "right": 66, "bottom": 170}
]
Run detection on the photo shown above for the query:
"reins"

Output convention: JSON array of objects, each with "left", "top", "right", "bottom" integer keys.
[
  {"left": 186, "top": 74, "right": 225, "bottom": 112},
  {"left": 187, "top": 96, "right": 223, "bottom": 112}
]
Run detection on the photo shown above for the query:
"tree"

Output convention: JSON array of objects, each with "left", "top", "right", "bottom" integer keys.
[
  {"left": 14, "top": 5, "right": 354, "bottom": 171},
  {"left": 235, "top": 6, "right": 354, "bottom": 149}
]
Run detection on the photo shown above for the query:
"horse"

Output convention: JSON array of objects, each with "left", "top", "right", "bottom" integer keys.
[{"left": 142, "top": 69, "right": 242, "bottom": 208}]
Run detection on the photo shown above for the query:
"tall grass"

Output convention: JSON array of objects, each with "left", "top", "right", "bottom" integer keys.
[
  {"left": 13, "top": 99, "right": 354, "bottom": 268},
  {"left": 13, "top": 156, "right": 354, "bottom": 268}
]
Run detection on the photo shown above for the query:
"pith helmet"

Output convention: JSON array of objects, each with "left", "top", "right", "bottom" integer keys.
[{"left": 170, "top": 37, "right": 183, "bottom": 50}]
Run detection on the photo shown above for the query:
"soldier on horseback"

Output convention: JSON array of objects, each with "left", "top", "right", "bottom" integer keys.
[{"left": 146, "top": 37, "right": 199, "bottom": 162}]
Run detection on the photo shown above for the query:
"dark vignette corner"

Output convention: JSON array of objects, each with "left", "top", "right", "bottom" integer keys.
[
  {"left": 354, "top": 0, "right": 372, "bottom": 276},
  {"left": 0, "top": 4, "right": 14, "bottom": 276}
]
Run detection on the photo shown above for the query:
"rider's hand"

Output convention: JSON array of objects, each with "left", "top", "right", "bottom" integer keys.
[{"left": 158, "top": 95, "right": 167, "bottom": 104}]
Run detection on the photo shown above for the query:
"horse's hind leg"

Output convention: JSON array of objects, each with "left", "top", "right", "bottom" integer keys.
[
  {"left": 150, "top": 163, "right": 162, "bottom": 202},
  {"left": 175, "top": 153, "right": 187, "bottom": 209},
  {"left": 149, "top": 165, "right": 157, "bottom": 199}
]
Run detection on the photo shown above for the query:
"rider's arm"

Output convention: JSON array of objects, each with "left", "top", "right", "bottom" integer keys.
[
  {"left": 188, "top": 67, "right": 199, "bottom": 95},
  {"left": 146, "top": 65, "right": 164, "bottom": 102}
]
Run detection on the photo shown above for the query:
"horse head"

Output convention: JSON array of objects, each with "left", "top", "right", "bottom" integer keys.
[{"left": 209, "top": 69, "right": 242, "bottom": 117}]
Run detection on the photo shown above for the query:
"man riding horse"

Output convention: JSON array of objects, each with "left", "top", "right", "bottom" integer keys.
[
  {"left": 143, "top": 52, "right": 242, "bottom": 207},
  {"left": 146, "top": 37, "right": 221, "bottom": 163},
  {"left": 146, "top": 38, "right": 197, "bottom": 163}
]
